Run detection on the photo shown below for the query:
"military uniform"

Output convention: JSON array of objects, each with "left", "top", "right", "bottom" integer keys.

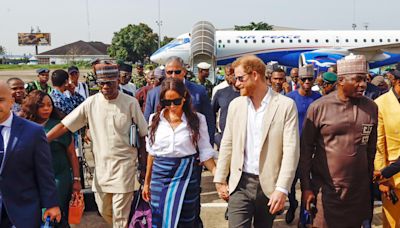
[
  {"left": 84, "top": 71, "right": 99, "bottom": 96},
  {"left": 131, "top": 73, "right": 146, "bottom": 89},
  {"left": 25, "top": 80, "right": 52, "bottom": 94},
  {"left": 191, "top": 77, "right": 213, "bottom": 98}
]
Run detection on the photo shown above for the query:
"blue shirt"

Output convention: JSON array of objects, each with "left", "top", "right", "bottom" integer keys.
[
  {"left": 50, "top": 89, "right": 84, "bottom": 115},
  {"left": 286, "top": 90, "right": 321, "bottom": 135}
]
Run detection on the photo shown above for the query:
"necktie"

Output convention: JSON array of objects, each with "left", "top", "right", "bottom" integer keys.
[{"left": 0, "top": 126, "right": 4, "bottom": 167}]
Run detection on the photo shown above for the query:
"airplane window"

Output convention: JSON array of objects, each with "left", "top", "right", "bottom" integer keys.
[
  {"left": 325, "top": 39, "right": 329, "bottom": 43},
  {"left": 315, "top": 39, "right": 318, "bottom": 43},
  {"left": 345, "top": 39, "right": 349, "bottom": 42},
  {"left": 272, "top": 40, "right": 275, "bottom": 43},
  {"left": 354, "top": 39, "right": 358, "bottom": 43},
  {"left": 363, "top": 39, "right": 367, "bottom": 42},
  {"left": 245, "top": 40, "right": 248, "bottom": 43},
  {"left": 236, "top": 40, "right": 239, "bottom": 43},
  {"left": 371, "top": 39, "right": 374, "bottom": 42},
  {"left": 306, "top": 39, "right": 310, "bottom": 43},
  {"left": 223, "top": 45, "right": 225, "bottom": 48},
  {"left": 262, "top": 39, "right": 265, "bottom": 43},
  {"left": 253, "top": 40, "right": 256, "bottom": 43},
  {"left": 218, "top": 40, "right": 222, "bottom": 43},
  {"left": 336, "top": 39, "right": 339, "bottom": 43},
  {"left": 227, "top": 40, "right": 231, "bottom": 43},
  {"left": 217, "top": 45, "right": 220, "bottom": 48},
  {"left": 281, "top": 39, "right": 284, "bottom": 43},
  {"left": 298, "top": 39, "right": 302, "bottom": 43},
  {"left": 396, "top": 39, "right": 399, "bottom": 42},
  {"left": 289, "top": 39, "right": 293, "bottom": 43},
  {"left": 388, "top": 39, "right": 391, "bottom": 42},
  {"left": 379, "top": 39, "right": 383, "bottom": 42}
]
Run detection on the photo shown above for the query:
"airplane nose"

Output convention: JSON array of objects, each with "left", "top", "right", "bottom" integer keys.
[{"left": 150, "top": 53, "right": 160, "bottom": 63}]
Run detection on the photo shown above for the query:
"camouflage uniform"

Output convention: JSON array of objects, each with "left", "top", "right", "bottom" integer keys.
[
  {"left": 131, "top": 73, "right": 147, "bottom": 89},
  {"left": 191, "top": 77, "right": 213, "bottom": 98},
  {"left": 25, "top": 80, "right": 52, "bottom": 94},
  {"left": 84, "top": 71, "right": 100, "bottom": 96}
]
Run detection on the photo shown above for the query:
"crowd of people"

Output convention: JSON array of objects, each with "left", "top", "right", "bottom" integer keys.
[{"left": 0, "top": 53, "right": 399, "bottom": 228}]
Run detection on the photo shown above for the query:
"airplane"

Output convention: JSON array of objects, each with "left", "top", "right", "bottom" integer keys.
[{"left": 150, "top": 30, "right": 400, "bottom": 71}]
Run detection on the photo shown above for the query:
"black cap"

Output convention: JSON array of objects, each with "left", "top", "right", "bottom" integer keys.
[
  {"left": 36, "top": 68, "right": 49, "bottom": 74},
  {"left": 119, "top": 63, "right": 133, "bottom": 72},
  {"left": 392, "top": 70, "right": 400, "bottom": 79},
  {"left": 68, "top": 66, "right": 79, "bottom": 74}
]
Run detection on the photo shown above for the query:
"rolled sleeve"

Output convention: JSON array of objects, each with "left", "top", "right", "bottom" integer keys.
[
  {"left": 61, "top": 100, "right": 88, "bottom": 133},
  {"left": 197, "top": 113, "right": 216, "bottom": 162}
]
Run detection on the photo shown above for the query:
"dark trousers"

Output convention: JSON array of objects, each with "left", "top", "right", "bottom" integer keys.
[
  {"left": 0, "top": 204, "right": 13, "bottom": 228},
  {"left": 228, "top": 172, "right": 275, "bottom": 228},
  {"left": 195, "top": 163, "right": 203, "bottom": 228}
]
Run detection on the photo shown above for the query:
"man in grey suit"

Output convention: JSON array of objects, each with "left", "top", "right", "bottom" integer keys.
[{"left": 214, "top": 55, "right": 300, "bottom": 228}]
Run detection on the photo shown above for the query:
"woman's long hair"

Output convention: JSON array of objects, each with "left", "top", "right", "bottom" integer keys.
[
  {"left": 149, "top": 78, "right": 200, "bottom": 146},
  {"left": 20, "top": 90, "right": 61, "bottom": 123}
]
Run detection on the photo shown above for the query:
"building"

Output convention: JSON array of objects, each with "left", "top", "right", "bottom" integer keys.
[{"left": 36, "top": 40, "right": 110, "bottom": 64}]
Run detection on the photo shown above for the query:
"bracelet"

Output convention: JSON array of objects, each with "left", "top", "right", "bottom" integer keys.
[{"left": 73, "top": 177, "right": 81, "bottom": 181}]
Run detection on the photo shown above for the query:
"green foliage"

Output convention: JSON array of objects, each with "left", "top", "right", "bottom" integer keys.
[
  {"left": 0, "top": 46, "right": 5, "bottom": 55},
  {"left": 160, "top": 36, "right": 174, "bottom": 47},
  {"left": 108, "top": 23, "right": 158, "bottom": 63},
  {"left": 234, "top": 22, "right": 273, "bottom": 31}
]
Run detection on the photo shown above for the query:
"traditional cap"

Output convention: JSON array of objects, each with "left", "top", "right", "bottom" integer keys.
[
  {"left": 337, "top": 54, "right": 368, "bottom": 75},
  {"left": 299, "top": 64, "right": 314, "bottom": 77},
  {"left": 322, "top": 72, "right": 337, "bottom": 84},
  {"left": 119, "top": 63, "right": 133, "bottom": 72},
  {"left": 154, "top": 66, "right": 165, "bottom": 79},
  {"left": 68, "top": 66, "right": 79, "bottom": 74},
  {"left": 392, "top": 70, "right": 400, "bottom": 79},
  {"left": 197, "top": 62, "right": 211, "bottom": 70},
  {"left": 371, "top": 76, "right": 385, "bottom": 86},
  {"left": 95, "top": 64, "right": 119, "bottom": 82},
  {"left": 36, "top": 68, "right": 49, "bottom": 74}
]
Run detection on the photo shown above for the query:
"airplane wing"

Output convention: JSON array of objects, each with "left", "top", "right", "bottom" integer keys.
[{"left": 349, "top": 43, "right": 400, "bottom": 54}]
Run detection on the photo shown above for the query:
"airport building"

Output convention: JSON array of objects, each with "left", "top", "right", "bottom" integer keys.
[{"left": 36, "top": 40, "right": 110, "bottom": 64}]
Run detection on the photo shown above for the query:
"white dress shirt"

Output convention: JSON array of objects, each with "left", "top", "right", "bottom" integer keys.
[
  {"left": 146, "top": 110, "right": 215, "bottom": 162},
  {"left": 0, "top": 112, "right": 13, "bottom": 167},
  {"left": 243, "top": 88, "right": 288, "bottom": 195},
  {"left": 120, "top": 82, "right": 137, "bottom": 96}
]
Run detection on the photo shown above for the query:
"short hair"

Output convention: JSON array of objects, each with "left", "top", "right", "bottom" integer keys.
[
  {"left": 51, "top": 69, "right": 69, "bottom": 87},
  {"left": 272, "top": 68, "right": 285, "bottom": 74},
  {"left": 232, "top": 55, "right": 266, "bottom": 80},
  {"left": 224, "top": 63, "right": 233, "bottom": 75},
  {"left": 165, "top": 56, "right": 185, "bottom": 68},
  {"left": 6, "top": 77, "right": 24, "bottom": 84}
]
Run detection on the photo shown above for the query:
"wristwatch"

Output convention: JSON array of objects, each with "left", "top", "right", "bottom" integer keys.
[{"left": 73, "top": 177, "right": 81, "bottom": 181}]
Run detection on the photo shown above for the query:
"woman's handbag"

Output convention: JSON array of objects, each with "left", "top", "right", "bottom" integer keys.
[
  {"left": 128, "top": 185, "right": 152, "bottom": 228},
  {"left": 68, "top": 192, "right": 85, "bottom": 224}
]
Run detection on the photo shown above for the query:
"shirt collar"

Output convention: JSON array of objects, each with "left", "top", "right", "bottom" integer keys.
[
  {"left": 247, "top": 87, "right": 271, "bottom": 108},
  {"left": 0, "top": 112, "right": 13, "bottom": 128}
]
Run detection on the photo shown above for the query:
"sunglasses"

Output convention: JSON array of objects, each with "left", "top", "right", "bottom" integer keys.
[
  {"left": 161, "top": 98, "right": 183, "bottom": 106},
  {"left": 166, "top": 70, "right": 182, "bottom": 75},
  {"left": 300, "top": 77, "right": 314, "bottom": 82},
  {"left": 234, "top": 74, "right": 248, "bottom": 82}
]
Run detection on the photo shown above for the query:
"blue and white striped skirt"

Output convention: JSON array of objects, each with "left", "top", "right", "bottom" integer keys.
[{"left": 150, "top": 155, "right": 200, "bottom": 228}]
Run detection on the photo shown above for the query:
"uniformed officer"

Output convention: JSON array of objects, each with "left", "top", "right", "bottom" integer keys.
[
  {"left": 26, "top": 68, "right": 52, "bottom": 94},
  {"left": 132, "top": 63, "right": 146, "bottom": 89},
  {"left": 191, "top": 62, "right": 213, "bottom": 97}
]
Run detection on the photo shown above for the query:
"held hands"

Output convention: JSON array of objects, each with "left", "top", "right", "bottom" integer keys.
[
  {"left": 267, "top": 190, "right": 286, "bottom": 214},
  {"left": 215, "top": 182, "right": 229, "bottom": 201},
  {"left": 142, "top": 184, "right": 151, "bottom": 202},
  {"left": 43, "top": 206, "right": 62, "bottom": 223},
  {"left": 302, "top": 190, "right": 316, "bottom": 211}
]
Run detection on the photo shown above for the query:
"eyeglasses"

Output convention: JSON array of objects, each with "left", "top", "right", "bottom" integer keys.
[
  {"left": 300, "top": 77, "right": 314, "bottom": 82},
  {"left": 166, "top": 70, "right": 182, "bottom": 75},
  {"left": 98, "top": 81, "right": 117, "bottom": 86},
  {"left": 161, "top": 98, "right": 183, "bottom": 106},
  {"left": 234, "top": 74, "right": 248, "bottom": 82}
]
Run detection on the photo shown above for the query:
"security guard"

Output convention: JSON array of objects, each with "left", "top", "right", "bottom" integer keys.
[
  {"left": 132, "top": 63, "right": 147, "bottom": 89},
  {"left": 26, "top": 68, "right": 52, "bottom": 94},
  {"left": 191, "top": 62, "right": 213, "bottom": 98}
]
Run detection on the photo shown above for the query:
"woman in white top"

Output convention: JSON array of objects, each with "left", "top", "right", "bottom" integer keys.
[{"left": 143, "top": 77, "right": 216, "bottom": 228}]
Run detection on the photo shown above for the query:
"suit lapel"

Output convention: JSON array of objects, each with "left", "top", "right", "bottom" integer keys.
[
  {"left": 239, "top": 98, "right": 248, "bottom": 154},
  {"left": 2, "top": 116, "right": 22, "bottom": 174},
  {"left": 259, "top": 91, "right": 279, "bottom": 145}
]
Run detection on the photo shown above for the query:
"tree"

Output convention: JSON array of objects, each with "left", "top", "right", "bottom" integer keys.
[
  {"left": 160, "top": 36, "right": 174, "bottom": 47},
  {"left": 0, "top": 45, "right": 5, "bottom": 55},
  {"left": 234, "top": 22, "right": 273, "bottom": 31},
  {"left": 108, "top": 23, "right": 158, "bottom": 63}
]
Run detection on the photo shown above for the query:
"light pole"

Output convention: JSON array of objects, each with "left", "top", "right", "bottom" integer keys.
[{"left": 156, "top": 0, "right": 163, "bottom": 49}]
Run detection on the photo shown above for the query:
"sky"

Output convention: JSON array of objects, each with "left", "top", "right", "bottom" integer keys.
[{"left": 1, "top": 0, "right": 400, "bottom": 55}]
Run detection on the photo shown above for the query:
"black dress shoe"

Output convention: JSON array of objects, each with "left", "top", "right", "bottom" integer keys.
[{"left": 285, "top": 201, "right": 298, "bottom": 224}]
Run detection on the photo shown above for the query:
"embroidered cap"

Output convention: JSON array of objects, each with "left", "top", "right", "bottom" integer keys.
[
  {"left": 299, "top": 64, "right": 314, "bottom": 78},
  {"left": 95, "top": 64, "right": 119, "bottom": 82},
  {"left": 337, "top": 54, "right": 368, "bottom": 75}
]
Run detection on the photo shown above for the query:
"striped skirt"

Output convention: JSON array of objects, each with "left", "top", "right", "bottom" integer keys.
[{"left": 150, "top": 155, "right": 200, "bottom": 228}]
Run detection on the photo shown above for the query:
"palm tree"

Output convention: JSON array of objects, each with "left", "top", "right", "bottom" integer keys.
[{"left": 234, "top": 21, "right": 273, "bottom": 31}]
